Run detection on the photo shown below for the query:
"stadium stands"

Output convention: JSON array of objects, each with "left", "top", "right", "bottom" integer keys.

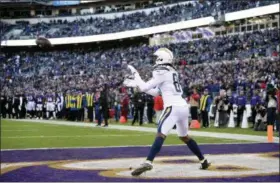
[
  {"left": 1, "top": 28, "right": 279, "bottom": 96},
  {"left": 0, "top": 1, "right": 279, "bottom": 132},
  {"left": 2, "top": 0, "right": 278, "bottom": 40}
]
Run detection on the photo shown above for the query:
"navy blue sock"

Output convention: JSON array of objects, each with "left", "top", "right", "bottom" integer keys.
[
  {"left": 186, "top": 139, "right": 204, "bottom": 161},
  {"left": 147, "top": 136, "right": 165, "bottom": 162}
]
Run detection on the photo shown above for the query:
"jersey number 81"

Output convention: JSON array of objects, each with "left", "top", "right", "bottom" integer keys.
[{"left": 173, "top": 73, "right": 182, "bottom": 93}]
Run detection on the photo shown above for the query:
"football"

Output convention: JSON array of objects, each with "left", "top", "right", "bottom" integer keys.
[{"left": 35, "top": 37, "right": 52, "bottom": 48}]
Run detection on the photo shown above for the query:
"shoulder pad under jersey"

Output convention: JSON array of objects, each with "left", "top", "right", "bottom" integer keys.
[{"left": 153, "top": 66, "right": 169, "bottom": 75}]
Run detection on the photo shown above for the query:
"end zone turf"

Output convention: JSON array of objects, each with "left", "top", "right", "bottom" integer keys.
[
  {"left": 1, "top": 143, "right": 279, "bottom": 182},
  {"left": 1, "top": 119, "right": 279, "bottom": 182}
]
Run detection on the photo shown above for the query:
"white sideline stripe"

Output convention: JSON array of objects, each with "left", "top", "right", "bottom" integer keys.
[
  {"left": 1, "top": 124, "right": 61, "bottom": 127},
  {"left": 2, "top": 134, "right": 148, "bottom": 139},
  {"left": 4, "top": 119, "right": 280, "bottom": 143},
  {"left": 1, "top": 142, "right": 258, "bottom": 151},
  {"left": 1, "top": 125, "right": 38, "bottom": 127},
  {"left": 2, "top": 130, "right": 39, "bottom": 132}
]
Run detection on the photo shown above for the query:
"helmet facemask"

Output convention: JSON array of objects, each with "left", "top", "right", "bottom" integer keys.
[
  {"left": 152, "top": 55, "right": 163, "bottom": 66},
  {"left": 153, "top": 48, "right": 174, "bottom": 66}
]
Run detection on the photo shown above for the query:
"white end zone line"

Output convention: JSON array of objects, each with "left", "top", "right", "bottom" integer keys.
[
  {"left": 2, "top": 119, "right": 279, "bottom": 143},
  {"left": 1, "top": 142, "right": 261, "bottom": 151},
  {"left": 2, "top": 134, "right": 150, "bottom": 139},
  {"left": 1, "top": 125, "right": 46, "bottom": 128},
  {"left": 2, "top": 129, "right": 39, "bottom": 132}
]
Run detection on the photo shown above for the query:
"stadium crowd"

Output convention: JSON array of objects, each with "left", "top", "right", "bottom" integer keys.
[
  {"left": 2, "top": 0, "right": 278, "bottom": 39},
  {"left": 1, "top": 27, "right": 279, "bottom": 131}
]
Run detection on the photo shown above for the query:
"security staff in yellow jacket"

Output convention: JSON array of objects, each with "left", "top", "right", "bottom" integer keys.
[
  {"left": 69, "top": 91, "right": 78, "bottom": 121},
  {"left": 76, "top": 91, "right": 84, "bottom": 121},
  {"left": 199, "top": 89, "right": 212, "bottom": 128},
  {"left": 65, "top": 90, "right": 72, "bottom": 121}
]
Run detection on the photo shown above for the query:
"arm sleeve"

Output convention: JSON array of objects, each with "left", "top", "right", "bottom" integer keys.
[
  {"left": 134, "top": 71, "right": 164, "bottom": 93},
  {"left": 145, "top": 88, "right": 160, "bottom": 97}
]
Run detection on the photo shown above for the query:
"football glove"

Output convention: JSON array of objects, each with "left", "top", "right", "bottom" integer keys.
[
  {"left": 123, "top": 78, "right": 138, "bottom": 88},
  {"left": 127, "top": 64, "right": 143, "bottom": 82},
  {"left": 127, "top": 65, "right": 140, "bottom": 77}
]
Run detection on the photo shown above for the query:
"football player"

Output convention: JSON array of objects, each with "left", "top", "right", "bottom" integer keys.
[
  {"left": 46, "top": 92, "right": 56, "bottom": 119},
  {"left": 35, "top": 92, "right": 44, "bottom": 119},
  {"left": 26, "top": 92, "right": 35, "bottom": 119},
  {"left": 124, "top": 48, "right": 210, "bottom": 176},
  {"left": 56, "top": 92, "right": 63, "bottom": 119}
]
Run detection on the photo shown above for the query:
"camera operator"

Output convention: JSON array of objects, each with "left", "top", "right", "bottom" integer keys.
[{"left": 215, "top": 89, "right": 229, "bottom": 127}]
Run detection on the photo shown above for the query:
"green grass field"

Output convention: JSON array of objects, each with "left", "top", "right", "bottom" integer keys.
[{"left": 0, "top": 119, "right": 258, "bottom": 149}]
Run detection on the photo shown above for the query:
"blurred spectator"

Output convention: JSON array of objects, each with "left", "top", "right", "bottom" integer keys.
[
  {"left": 236, "top": 90, "right": 246, "bottom": 128},
  {"left": 146, "top": 94, "right": 155, "bottom": 124},
  {"left": 276, "top": 84, "right": 280, "bottom": 134},
  {"left": 132, "top": 89, "right": 146, "bottom": 126},
  {"left": 190, "top": 88, "right": 200, "bottom": 122},
  {"left": 154, "top": 94, "right": 164, "bottom": 125},
  {"left": 250, "top": 89, "right": 262, "bottom": 128},
  {"left": 266, "top": 88, "right": 277, "bottom": 128},
  {"left": 215, "top": 89, "right": 230, "bottom": 127},
  {"left": 99, "top": 84, "right": 109, "bottom": 127},
  {"left": 113, "top": 89, "right": 121, "bottom": 122},
  {"left": 86, "top": 91, "right": 95, "bottom": 122},
  {"left": 121, "top": 92, "right": 129, "bottom": 122},
  {"left": 199, "top": 88, "right": 212, "bottom": 128},
  {"left": 254, "top": 103, "right": 267, "bottom": 131}
]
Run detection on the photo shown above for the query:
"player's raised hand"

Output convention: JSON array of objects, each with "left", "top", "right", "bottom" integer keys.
[
  {"left": 123, "top": 78, "right": 137, "bottom": 88},
  {"left": 127, "top": 64, "right": 143, "bottom": 83},
  {"left": 127, "top": 65, "right": 139, "bottom": 77}
]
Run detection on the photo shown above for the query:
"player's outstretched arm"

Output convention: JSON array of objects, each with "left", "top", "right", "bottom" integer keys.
[
  {"left": 134, "top": 72, "right": 163, "bottom": 93},
  {"left": 123, "top": 77, "right": 159, "bottom": 96},
  {"left": 126, "top": 64, "right": 162, "bottom": 96},
  {"left": 123, "top": 78, "right": 137, "bottom": 87},
  {"left": 145, "top": 88, "right": 160, "bottom": 97}
]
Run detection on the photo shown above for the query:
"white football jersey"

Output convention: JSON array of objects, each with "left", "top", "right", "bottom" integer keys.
[{"left": 136, "top": 65, "right": 187, "bottom": 107}]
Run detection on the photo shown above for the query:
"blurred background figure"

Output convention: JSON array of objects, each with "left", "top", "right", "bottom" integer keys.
[
  {"left": 266, "top": 88, "right": 277, "bottom": 130},
  {"left": 146, "top": 94, "right": 154, "bottom": 124},
  {"left": 199, "top": 88, "right": 212, "bottom": 128},
  {"left": 132, "top": 88, "right": 145, "bottom": 126},
  {"left": 236, "top": 90, "right": 246, "bottom": 128},
  {"left": 190, "top": 88, "right": 200, "bottom": 123},
  {"left": 254, "top": 103, "right": 267, "bottom": 131},
  {"left": 215, "top": 89, "right": 229, "bottom": 127},
  {"left": 95, "top": 89, "right": 102, "bottom": 126},
  {"left": 1, "top": 94, "right": 7, "bottom": 119},
  {"left": 86, "top": 90, "right": 95, "bottom": 123},
  {"left": 113, "top": 90, "right": 121, "bottom": 122},
  {"left": 121, "top": 92, "right": 129, "bottom": 123},
  {"left": 250, "top": 89, "right": 262, "bottom": 128},
  {"left": 154, "top": 94, "right": 164, "bottom": 125},
  {"left": 99, "top": 84, "right": 109, "bottom": 127}
]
